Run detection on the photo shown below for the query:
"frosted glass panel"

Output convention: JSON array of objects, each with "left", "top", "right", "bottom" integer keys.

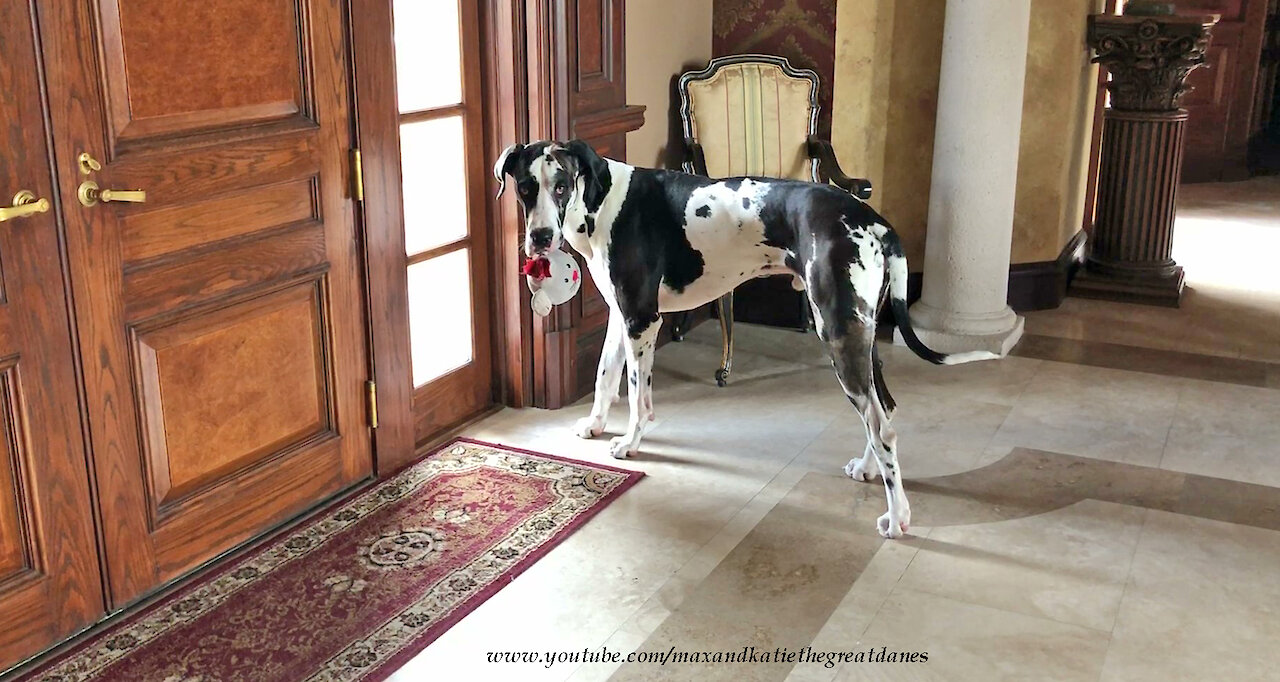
[
  {"left": 408, "top": 249, "right": 473, "bottom": 386},
  {"left": 401, "top": 117, "right": 468, "bottom": 256},
  {"left": 393, "top": 0, "right": 462, "bottom": 112}
]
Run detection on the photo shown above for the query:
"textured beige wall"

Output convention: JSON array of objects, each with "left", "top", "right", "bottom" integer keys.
[
  {"left": 833, "top": 0, "right": 1102, "bottom": 268},
  {"left": 833, "top": 0, "right": 944, "bottom": 270},
  {"left": 625, "top": 0, "right": 715, "bottom": 169},
  {"left": 1012, "top": 0, "right": 1103, "bottom": 263}
]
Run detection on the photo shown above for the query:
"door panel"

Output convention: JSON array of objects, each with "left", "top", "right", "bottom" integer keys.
[
  {"left": 101, "top": 0, "right": 310, "bottom": 146},
  {"left": 0, "top": 1, "right": 105, "bottom": 668},
  {"left": 38, "top": 0, "right": 372, "bottom": 605},
  {"left": 1176, "top": 0, "right": 1269, "bottom": 181},
  {"left": 133, "top": 280, "right": 336, "bottom": 513}
]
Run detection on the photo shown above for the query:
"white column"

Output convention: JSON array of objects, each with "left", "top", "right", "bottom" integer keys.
[{"left": 904, "top": 0, "right": 1030, "bottom": 357}]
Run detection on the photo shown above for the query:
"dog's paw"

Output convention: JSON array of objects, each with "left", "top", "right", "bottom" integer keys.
[
  {"left": 573, "top": 416, "right": 604, "bottom": 439},
  {"left": 844, "top": 456, "right": 875, "bottom": 482},
  {"left": 608, "top": 436, "right": 636, "bottom": 459},
  {"left": 876, "top": 512, "right": 908, "bottom": 539}
]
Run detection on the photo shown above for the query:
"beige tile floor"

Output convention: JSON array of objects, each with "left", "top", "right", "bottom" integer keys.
[{"left": 394, "top": 179, "right": 1280, "bottom": 681}]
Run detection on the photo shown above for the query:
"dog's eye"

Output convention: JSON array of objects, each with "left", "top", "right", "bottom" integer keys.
[{"left": 554, "top": 183, "right": 566, "bottom": 197}]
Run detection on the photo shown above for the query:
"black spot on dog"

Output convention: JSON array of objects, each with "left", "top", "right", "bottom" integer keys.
[
  {"left": 558, "top": 140, "right": 612, "bottom": 214},
  {"left": 629, "top": 374, "right": 637, "bottom": 385},
  {"left": 695, "top": 205, "right": 711, "bottom": 218},
  {"left": 881, "top": 227, "right": 905, "bottom": 258},
  {"left": 885, "top": 477, "right": 895, "bottom": 489},
  {"left": 577, "top": 224, "right": 587, "bottom": 234},
  {"left": 604, "top": 166, "right": 713, "bottom": 338},
  {"left": 742, "top": 197, "right": 751, "bottom": 210},
  {"left": 646, "top": 375, "right": 652, "bottom": 386},
  {"left": 584, "top": 215, "right": 596, "bottom": 237},
  {"left": 722, "top": 178, "right": 744, "bottom": 191}
]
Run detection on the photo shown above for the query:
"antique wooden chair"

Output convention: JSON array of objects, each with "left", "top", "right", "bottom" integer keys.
[{"left": 672, "top": 54, "right": 872, "bottom": 386}]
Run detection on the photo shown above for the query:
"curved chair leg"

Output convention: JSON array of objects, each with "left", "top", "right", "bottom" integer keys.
[{"left": 715, "top": 291, "right": 734, "bottom": 387}]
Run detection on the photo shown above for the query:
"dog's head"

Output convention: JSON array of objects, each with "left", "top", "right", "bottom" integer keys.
[{"left": 494, "top": 139, "right": 607, "bottom": 257}]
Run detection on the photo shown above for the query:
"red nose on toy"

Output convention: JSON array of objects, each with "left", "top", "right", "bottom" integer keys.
[{"left": 521, "top": 257, "right": 551, "bottom": 280}]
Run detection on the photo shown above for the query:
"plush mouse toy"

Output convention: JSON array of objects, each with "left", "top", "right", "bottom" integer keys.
[{"left": 523, "top": 249, "right": 581, "bottom": 316}]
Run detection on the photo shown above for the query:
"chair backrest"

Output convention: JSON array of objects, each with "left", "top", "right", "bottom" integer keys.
[{"left": 679, "top": 54, "right": 819, "bottom": 181}]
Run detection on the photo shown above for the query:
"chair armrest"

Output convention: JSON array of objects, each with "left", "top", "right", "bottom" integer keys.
[
  {"left": 683, "top": 138, "right": 710, "bottom": 177},
  {"left": 807, "top": 135, "right": 872, "bottom": 200}
]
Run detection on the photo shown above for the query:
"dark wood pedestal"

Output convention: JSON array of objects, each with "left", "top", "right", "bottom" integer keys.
[
  {"left": 1071, "top": 13, "right": 1217, "bottom": 307},
  {"left": 1072, "top": 109, "right": 1188, "bottom": 306}
]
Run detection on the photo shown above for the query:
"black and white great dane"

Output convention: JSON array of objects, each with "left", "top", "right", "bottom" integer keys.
[{"left": 495, "top": 139, "right": 995, "bottom": 538}]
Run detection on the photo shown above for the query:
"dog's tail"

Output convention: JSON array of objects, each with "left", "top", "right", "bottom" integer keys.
[{"left": 882, "top": 229, "right": 1000, "bottom": 366}]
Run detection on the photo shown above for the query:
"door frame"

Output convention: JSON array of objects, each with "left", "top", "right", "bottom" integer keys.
[
  {"left": 348, "top": 1, "right": 415, "bottom": 473},
  {"left": 478, "top": 0, "right": 646, "bottom": 412}
]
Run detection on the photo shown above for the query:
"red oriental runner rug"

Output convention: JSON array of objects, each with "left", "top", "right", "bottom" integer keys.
[{"left": 22, "top": 439, "right": 642, "bottom": 682}]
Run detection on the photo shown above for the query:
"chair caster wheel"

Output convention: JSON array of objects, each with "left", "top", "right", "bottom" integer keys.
[{"left": 715, "top": 369, "right": 728, "bottom": 387}]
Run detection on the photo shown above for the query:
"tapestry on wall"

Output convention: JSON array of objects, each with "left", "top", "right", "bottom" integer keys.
[{"left": 713, "top": 0, "right": 838, "bottom": 136}]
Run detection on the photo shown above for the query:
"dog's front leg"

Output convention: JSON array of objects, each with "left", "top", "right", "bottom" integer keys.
[
  {"left": 609, "top": 317, "right": 661, "bottom": 459},
  {"left": 574, "top": 312, "right": 625, "bottom": 438}
]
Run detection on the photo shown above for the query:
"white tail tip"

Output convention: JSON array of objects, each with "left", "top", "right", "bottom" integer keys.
[{"left": 941, "top": 351, "right": 1003, "bottom": 365}]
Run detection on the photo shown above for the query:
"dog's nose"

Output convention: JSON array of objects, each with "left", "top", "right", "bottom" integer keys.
[{"left": 530, "top": 228, "right": 554, "bottom": 249}]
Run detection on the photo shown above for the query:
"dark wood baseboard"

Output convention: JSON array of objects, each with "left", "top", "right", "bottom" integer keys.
[
  {"left": 873, "top": 231, "right": 1085, "bottom": 327},
  {"left": 1008, "top": 230, "right": 1088, "bottom": 312}
]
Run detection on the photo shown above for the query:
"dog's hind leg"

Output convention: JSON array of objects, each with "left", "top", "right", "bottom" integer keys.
[
  {"left": 574, "top": 311, "right": 626, "bottom": 439},
  {"left": 805, "top": 229, "right": 910, "bottom": 537},
  {"left": 609, "top": 317, "right": 662, "bottom": 459},
  {"left": 865, "top": 377, "right": 910, "bottom": 536},
  {"left": 823, "top": 332, "right": 910, "bottom": 538},
  {"left": 844, "top": 345, "right": 894, "bottom": 482}
]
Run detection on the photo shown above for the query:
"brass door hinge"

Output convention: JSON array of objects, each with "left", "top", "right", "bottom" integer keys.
[
  {"left": 351, "top": 148, "right": 365, "bottom": 202},
  {"left": 365, "top": 379, "right": 378, "bottom": 429}
]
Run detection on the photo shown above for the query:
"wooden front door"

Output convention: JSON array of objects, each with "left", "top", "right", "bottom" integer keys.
[
  {"left": 37, "top": 0, "right": 374, "bottom": 605},
  {"left": 0, "top": 2, "right": 106, "bottom": 668},
  {"left": 1177, "top": 0, "right": 1269, "bottom": 181}
]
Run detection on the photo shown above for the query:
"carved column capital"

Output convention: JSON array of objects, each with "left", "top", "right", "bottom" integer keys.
[{"left": 1087, "top": 14, "right": 1218, "bottom": 112}]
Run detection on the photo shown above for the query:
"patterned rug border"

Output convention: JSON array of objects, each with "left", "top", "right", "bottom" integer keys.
[
  {"left": 16, "top": 437, "right": 643, "bottom": 682},
  {"left": 365, "top": 437, "right": 644, "bottom": 680}
]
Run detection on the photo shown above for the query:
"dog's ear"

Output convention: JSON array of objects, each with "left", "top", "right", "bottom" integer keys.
[
  {"left": 493, "top": 143, "right": 524, "bottom": 198},
  {"left": 562, "top": 139, "right": 611, "bottom": 211}
]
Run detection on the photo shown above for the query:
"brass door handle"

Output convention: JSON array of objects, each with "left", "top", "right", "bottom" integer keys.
[
  {"left": 78, "top": 181, "right": 146, "bottom": 207},
  {"left": 0, "top": 190, "right": 50, "bottom": 223}
]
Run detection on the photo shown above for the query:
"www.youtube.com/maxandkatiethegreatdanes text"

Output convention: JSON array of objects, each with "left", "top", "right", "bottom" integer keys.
[{"left": 486, "top": 645, "right": 929, "bottom": 669}]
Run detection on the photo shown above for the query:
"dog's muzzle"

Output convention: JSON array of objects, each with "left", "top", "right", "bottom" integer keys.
[{"left": 528, "top": 227, "right": 555, "bottom": 253}]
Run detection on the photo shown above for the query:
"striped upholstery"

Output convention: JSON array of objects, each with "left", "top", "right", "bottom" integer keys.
[{"left": 685, "top": 61, "right": 815, "bottom": 181}]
